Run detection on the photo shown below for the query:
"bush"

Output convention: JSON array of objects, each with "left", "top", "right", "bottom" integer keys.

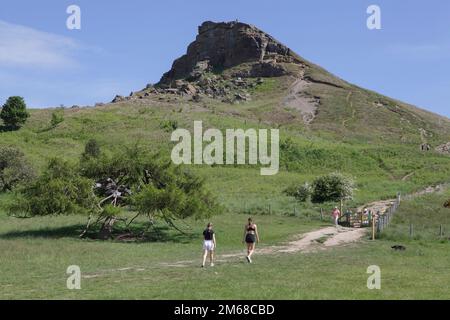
[
  {"left": 0, "top": 146, "right": 35, "bottom": 192},
  {"left": 82, "top": 139, "right": 101, "bottom": 159},
  {"left": 284, "top": 183, "right": 311, "bottom": 202},
  {"left": 311, "top": 172, "right": 355, "bottom": 204},
  {"left": 0, "top": 96, "right": 30, "bottom": 129},
  {"left": 159, "top": 119, "right": 178, "bottom": 132},
  {"left": 50, "top": 108, "right": 64, "bottom": 127},
  {"left": 10, "top": 158, "right": 97, "bottom": 216}
]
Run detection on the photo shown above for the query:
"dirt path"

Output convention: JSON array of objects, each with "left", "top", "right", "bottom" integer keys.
[
  {"left": 155, "top": 226, "right": 367, "bottom": 269},
  {"left": 157, "top": 226, "right": 371, "bottom": 269},
  {"left": 79, "top": 225, "right": 372, "bottom": 277},
  {"left": 342, "top": 91, "right": 355, "bottom": 127},
  {"left": 357, "top": 184, "right": 446, "bottom": 214},
  {"left": 283, "top": 77, "right": 319, "bottom": 124}
]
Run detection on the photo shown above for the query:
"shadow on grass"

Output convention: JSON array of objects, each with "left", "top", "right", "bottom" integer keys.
[
  {"left": 0, "top": 125, "right": 15, "bottom": 133},
  {"left": 0, "top": 224, "right": 85, "bottom": 239},
  {"left": 0, "top": 223, "right": 197, "bottom": 244}
]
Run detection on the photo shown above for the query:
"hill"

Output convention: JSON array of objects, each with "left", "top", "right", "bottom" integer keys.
[
  {"left": 113, "top": 21, "right": 450, "bottom": 146},
  {"left": 2, "top": 20, "right": 450, "bottom": 208}
]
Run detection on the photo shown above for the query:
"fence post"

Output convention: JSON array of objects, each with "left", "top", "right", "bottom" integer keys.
[
  {"left": 376, "top": 211, "right": 380, "bottom": 235},
  {"left": 440, "top": 225, "right": 443, "bottom": 238},
  {"left": 294, "top": 206, "right": 297, "bottom": 216},
  {"left": 372, "top": 216, "right": 376, "bottom": 240},
  {"left": 410, "top": 224, "right": 414, "bottom": 238},
  {"left": 320, "top": 208, "right": 323, "bottom": 221},
  {"left": 268, "top": 204, "right": 271, "bottom": 215}
]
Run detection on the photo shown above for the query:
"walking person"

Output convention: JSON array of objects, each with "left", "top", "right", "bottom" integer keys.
[
  {"left": 202, "top": 223, "right": 216, "bottom": 268},
  {"left": 332, "top": 206, "right": 341, "bottom": 227},
  {"left": 243, "top": 217, "right": 259, "bottom": 263}
]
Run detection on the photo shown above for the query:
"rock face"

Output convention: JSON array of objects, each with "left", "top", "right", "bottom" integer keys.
[
  {"left": 436, "top": 142, "right": 450, "bottom": 154},
  {"left": 158, "top": 21, "right": 302, "bottom": 86},
  {"left": 112, "top": 21, "right": 309, "bottom": 106}
]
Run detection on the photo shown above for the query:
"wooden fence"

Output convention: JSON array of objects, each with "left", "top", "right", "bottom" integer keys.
[{"left": 373, "top": 192, "right": 402, "bottom": 239}]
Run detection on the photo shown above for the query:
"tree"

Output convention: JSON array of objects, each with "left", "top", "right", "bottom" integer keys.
[
  {"left": 0, "top": 146, "right": 35, "bottom": 192},
  {"left": 0, "top": 96, "right": 30, "bottom": 129},
  {"left": 80, "top": 145, "right": 220, "bottom": 237},
  {"left": 9, "top": 145, "right": 221, "bottom": 239},
  {"left": 10, "top": 158, "right": 97, "bottom": 217},
  {"left": 311, "top": 172, "right": 355, "bottom": 204}
]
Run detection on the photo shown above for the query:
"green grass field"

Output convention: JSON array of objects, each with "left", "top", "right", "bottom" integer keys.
[{"left": 1, "top": 189, "right": 450, "bottom": 299}]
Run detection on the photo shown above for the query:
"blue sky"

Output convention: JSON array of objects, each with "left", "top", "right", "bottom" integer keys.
[{"left": 0, "top": 0, "right": 449, "bottom": 117}]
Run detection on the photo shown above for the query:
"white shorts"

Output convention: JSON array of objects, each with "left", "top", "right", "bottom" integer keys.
[{"left": 203, "top": 240, "right": 215, "bottom": 251}]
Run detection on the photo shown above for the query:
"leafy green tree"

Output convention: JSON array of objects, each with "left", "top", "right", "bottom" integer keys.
[
  {"left": 0, "top": 96, "right": 30, "bottom": 129},
  {"left": 10, "top": 145, "right": 221, "bottom": 238},
  {"left": 10, "top": 158, "right": 97, "bottom": 216},
  {"left": 311, "top": 172, "right": 355, "bottom": 204},
  {"left": 81, "top": 145, "right": 220, "bottom": 233},
  {"left": 0, "top": 146, "right": 35, "bottom": 192}
]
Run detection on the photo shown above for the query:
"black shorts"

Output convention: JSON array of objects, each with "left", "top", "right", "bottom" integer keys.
[{"left": 245, "top": 233, "right": 256, "bottom": 244}]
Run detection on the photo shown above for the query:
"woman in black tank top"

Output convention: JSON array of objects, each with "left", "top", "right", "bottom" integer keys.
[
  {"left": 243, "top": 217, "right": 259, "bottom": 263},
  {"left": 202, "top": 223, "right": 216, "bottom": 267}
]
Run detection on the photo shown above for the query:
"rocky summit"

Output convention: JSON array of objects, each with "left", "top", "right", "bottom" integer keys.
[
  {"left": 158, "top": 21, "right": 303, "bottom": 85},
  {"left": 116, "top": 21, "right": 313, "bottom": 106}
]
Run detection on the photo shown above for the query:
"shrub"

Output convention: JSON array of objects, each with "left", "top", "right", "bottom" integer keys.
[
  {"left": 50, "top": 108, "right": 64, "bottom": 127},
  {"left": 82, "top": 139, "right": 101, "bottom": 159},
  {"left": 10, "top": 158, "right": 97, "bottom": 216},
  {"left": 159, "top": 119, "right": 178, "bottom": 132},
  {"left": 0, "top": 146, "right": 35, "bottom": 192},
  {"left": 284, "top": 183, "right": 311, "bottom": 202},
  {"left": 311, "top": 172, "right": 355, "bottom": 204}
]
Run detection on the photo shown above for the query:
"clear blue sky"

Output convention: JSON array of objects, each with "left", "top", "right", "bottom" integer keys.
[{"left": 1, "top": 0, "right": 449, "bottom": 117}]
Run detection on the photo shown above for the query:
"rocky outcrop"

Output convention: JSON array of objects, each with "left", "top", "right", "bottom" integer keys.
[
  {"left": 158, "top": 21, "right": 302, "bottom": 86},
  {"left": 436, "top": 142, "right": 450, "bottom": 154},
  {"left": 112, "top": 21, "right": 307, "bottom": 105}
]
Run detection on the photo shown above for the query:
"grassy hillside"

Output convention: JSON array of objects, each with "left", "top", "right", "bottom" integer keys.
[
  {"left": 1, "top": 75, "right": 450, "bottom": 211},
  {"left": 381, "top": 189, "right": 450, "bottom": 241}
]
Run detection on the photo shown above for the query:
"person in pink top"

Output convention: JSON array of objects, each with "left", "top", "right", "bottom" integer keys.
[{"left": 332, "top": 206, "right": 341, "bottom": 226}]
